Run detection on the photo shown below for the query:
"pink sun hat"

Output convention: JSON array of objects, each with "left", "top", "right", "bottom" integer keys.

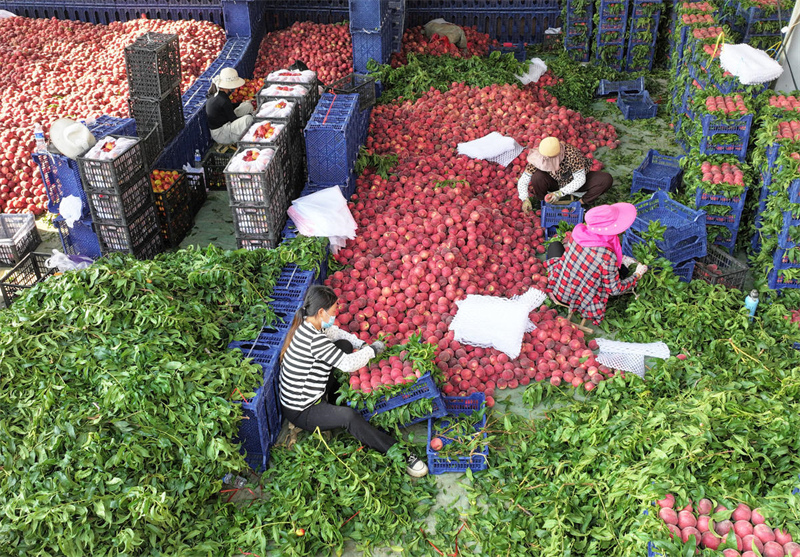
[{"left": 584, "top": 203, "right": 637, "bottom": 236}]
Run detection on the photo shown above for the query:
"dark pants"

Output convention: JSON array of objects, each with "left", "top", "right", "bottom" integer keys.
[
  {"left": 281, "top": 340, "right": 397, "bottom": 454},
  {"left": 530, "top": 170, "right": 613, "bottom": 205},
  {"left": 546, "top": 240, "right": 631, "bottom": 278}
]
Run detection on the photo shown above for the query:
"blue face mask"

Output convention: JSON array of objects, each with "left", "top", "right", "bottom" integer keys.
[{"left": 321, "top": 311, "right": 335, "bottom": 329}]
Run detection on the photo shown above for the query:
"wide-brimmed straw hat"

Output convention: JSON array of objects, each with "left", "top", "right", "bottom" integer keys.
[
  {"left": 49, "top": 118, "right": 96, "bottom": 160},
  {"left": 584, "top": 203, "right": 637, "bottom": 236},
  {"left": 537, "top": 136, "right": 561, "bottom": 158},
  {"left": 214, "top": 67, "right": 246, "bottom": 90}
]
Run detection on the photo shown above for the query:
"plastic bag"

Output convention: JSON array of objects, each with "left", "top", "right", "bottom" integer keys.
[
  {"left": 719, "top": 43, "right": 783, "bottom": 84},
  {"left": 448, "top": 288, "right": 547, "bottom": 359},
  {"left": 517, "top": 58, "right": 548, "bottom": 85},
  {"left": 60, "top": 195, "right": 84, "bottom": 228},
  {"left": 0, "top": 10, "right": 18, "bottom": 18},
  {"left": 44, "top": 250, "right": 93, "bottom": 272},
  {"left": 287, "top": 186, "right": 357, "bottom": 254}
]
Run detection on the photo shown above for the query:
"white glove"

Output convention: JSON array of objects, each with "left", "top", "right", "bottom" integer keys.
[
  {"left": 635, "top": 263, "right": 648, "bottom": 277},
  {"left": 622, "top": 255, "right": 637, "bottom": 267}
]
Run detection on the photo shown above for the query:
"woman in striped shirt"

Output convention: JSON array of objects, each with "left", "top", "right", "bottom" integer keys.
[{"left": 279, "top": 285, "right": 429, "bottom": 478}]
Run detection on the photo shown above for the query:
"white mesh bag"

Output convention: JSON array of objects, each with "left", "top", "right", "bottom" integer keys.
[
  {"left": 449, "top": 288, "right": 547, "bottom": 359},
  {"left": 457, "top": 132, "right": 524, "bottom": 167},
  {"left": 595, "top": 339, "right": 670, "bottom": 379},
  {"left": 719, "top": 43, "right": 783, "bottom": 85}
]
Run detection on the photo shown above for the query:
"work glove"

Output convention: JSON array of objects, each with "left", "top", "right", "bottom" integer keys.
[
  {"left": 521, "top": 199, "right": 532, "bottom": 213},
  {"left": 369, "top": 340, "right": 386, "bottom": 356},
  {"left": 634, "top": 263, "right": 648, "bottom": 277},
  {"left": 544, "top": 190, "right": 563, "bottom": 203},
  {"left": 621, "top": 255, "right": 637, "bottom": 267}
]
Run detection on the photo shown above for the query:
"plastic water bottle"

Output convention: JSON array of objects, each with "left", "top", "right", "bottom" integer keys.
[
  {"left": 744, "top": 290, "right": 759, "bottom": 321},
  {"left": 34, "top": 123, "right": 47, "bottom": 153},
  {"left": 194, "top": 149, "right": 202, "bottom": 169}
]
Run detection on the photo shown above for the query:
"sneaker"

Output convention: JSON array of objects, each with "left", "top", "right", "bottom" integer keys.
[{"left": 406, "top": 454, "right": 429, "bottom": 478}]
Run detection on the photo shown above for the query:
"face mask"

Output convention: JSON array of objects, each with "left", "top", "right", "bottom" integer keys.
[{"left": 321, "top": 310, "right": 335, "bottom": 329}]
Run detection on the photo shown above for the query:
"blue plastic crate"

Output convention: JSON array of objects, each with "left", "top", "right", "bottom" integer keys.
[
  {"left": 597, "top": 76, "right": 645, "bottom": 97},
  {"left": 488, "top": 43, "right": 528, "bottom": 62},
  {"left": 595, "top": 15, "right": 626, "bottom": 32},
  {"left": 228, "top": 340, "right": 282, "bottom": 382},
  {"left": 354, "top": 371, "right": 442, "bottom": 421},
  {"left": 695, "top": 187, "right": 748, "bottom": 226},
  {"left": 625, "top": 190, "right": 708, "bottom": 264},
  {"left": 272, "top": 296, "right": 304, "bottom": 317},
  {"left": 232, "top": 386, "right": 270, "bottom": 472},
  {"left": 788, "top": 178, "right": 800, "bottom": 204},
  {"left": 304, "top": 175, "right": 358, "bottom": 198},
  {"left": 304, "top": 113, "right": 359, "bottom": 185},
  {"left": 672, "top": 258, "right": 695, "bottom": 283},
  {"left": 631, "top": 150, "right": 683, "bottom": 194},
  {"left": 52, "top": 217, "right": 102, "bottom": 260},
  {"left": 350, "top": 0, "right": 390, "bottom": 30},
  {"left": 427, "top": 393, "right": 489, "bottom": 475},
  {"left": 624, "top": 43, "right": 657, "bottom": 72},
  {"left": 276, "top": 263, "right": 316, "bottom": 291},
  {"left": 768, "top": 268, "right": 800, "bottom": 290},
  {"left": 617, "top": 90, "right": 658, "bottom": 120},
  {"left": 698, "top": 113, "right": 753, "bottom": 161},
  {"left": 389, "top": 0, "right": 405, "bottom": 52},
  {"left": 400, "top": 394, "right": 447, "bottom": 427},
  {"left": 778, "top": 211, "right": 800, "bottom": 250},
  {"left": 794, "top": 342, "right": 800, "bottom": 351},
  {"left": 773, "top": 246, "right": 800, "bottom": 270},
  {"left": 352, "top": 20, "right": 392, "bottom": 73},
  {"left": 540, "top": 200, "right": 585, "bottom": 239}
]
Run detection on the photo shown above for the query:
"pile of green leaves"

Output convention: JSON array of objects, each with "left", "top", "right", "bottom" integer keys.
[
  {"left": 544, "top": 52, "right": 607, "bottom": 113},
  {"left": 224, "top": 432, "right": 438, "bottom": 557},
  {"left": 367, "top": 51, "right": 527, "bottom": 104},
  {"left": 423, "top": 269, "right": 800, "bottom": 556},
  {"left": 0, "top": 241, "right": 326, "bottom": 555}
]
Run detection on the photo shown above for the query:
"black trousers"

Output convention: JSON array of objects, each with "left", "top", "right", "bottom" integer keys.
[
  {"left": 530, "top": 170, "right": 613, "bottom": 205},
  {"left": 546, "top": 241, "right": 632, "bottom": 278},
  {"left": 281, "top": 340, "right": 397, "bottom": 454}
]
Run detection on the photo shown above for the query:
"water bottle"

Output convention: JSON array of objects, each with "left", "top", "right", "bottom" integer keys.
[
  {"left": 34, "top": 123, "right": 47, "bottom": 153},
  {"left": 194, "top": 149, "right": 202, "bottom": 169},
  {"left": 744, "top": 289, "right": 759, "bottom": 321}
]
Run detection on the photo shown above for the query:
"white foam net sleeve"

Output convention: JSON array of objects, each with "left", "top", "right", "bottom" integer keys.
[
  {"left": 448, "top": 288, "right": 547, "bottom": 359},
  {"left": 719, "top": 43, "right": 783, "bottom": 85},
  {"left": 595, "top": 339, "right": 670, "bottom": 379},
  {"left": 458, "top": 132, "right": 523, "bottom": 167}
]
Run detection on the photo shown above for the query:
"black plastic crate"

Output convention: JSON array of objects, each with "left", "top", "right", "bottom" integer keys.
[
  {"left": 128, "top": 86, "right": 185, "bottom": 145},
  {"left": 95, "top": 205, "right": 161, "bottom": 254},
  {"left": 202, "top": 144, "right": 237, "bottom": 191},
  {"left": 78, "top": 136, "right": 146, "bottom": 192},
  {"left": 693, "top": 245, "right": 748, "bottom": 291},
  {"left": 231, "top": 203, "right": 289, "bottom": 239},
  {"left": 185, "top": 169, "right": 207, "bottom": 216},
  {"left": 224, "top": 147, "right": 286, "bottom": 206},
  {"left": 236, "top": 235, "right": 281, "bottom": 250},
  {"left": 86, "top": 171, "right": 153, "bottom": 224},
  {"left": 237, "top": 122, "right": 292, "bottom": 192},
  {"left": 1, "top": 252, "right": 57, "bottom": 307},
  {"left": 259, "top": 81, "right": 320, "bottom": 126},
  {"left": 138, "top": 124, "right": 164, "bottom": 169},
  {"left": 160, "top": 202, "right": 194, "bottom": 249},
  {"left": 0, "top": 214, "right": 41, "bottom": 266},
  {"left": 124, "top": 32, "right": 181, "bottom": 100},
  {"left": 151, "top": 169, "right": 190, "bottom": 222},
  {"left": 326, "top": 73, "right": 376, "bottom": 111}
]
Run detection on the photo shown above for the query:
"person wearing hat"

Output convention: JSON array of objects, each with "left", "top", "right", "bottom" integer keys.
[
  {"left": 517, "top": 137, "right": 613, "bottom": 213},
  {"left": 49, "top": 118, "right": 97, "bottom": 160},
  {"left": 545, "top": 203, "right": 648, "bottom": 332},
  {"left": 205, "top": 67, "right": 255, "bottom": 145}
]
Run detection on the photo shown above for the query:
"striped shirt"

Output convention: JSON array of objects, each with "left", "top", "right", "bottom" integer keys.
[{"left": 279, "top": 322, "right": 347, "bottom": 411}]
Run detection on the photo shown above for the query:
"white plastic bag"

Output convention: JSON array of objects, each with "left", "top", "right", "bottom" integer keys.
[
  {"left": 287, "top": 187, "right": 357, "bottom": 254},
  {"left": 457, "top": 132, "right": 523, "bottom": 167},
  {"left": 719, "top": 43, "right": 783, "bottom": 84},
  {"left": 44, "top": 250, "right": 93, "bottom": 272},
  {"left": 517, "top": 58, "right": 548, "bottom": 85},
  {"left": 448, "top": 288, "right": 547, "bottom": 359},
  {"left": 0, "top": 10, "right": 18, "bottom": 18},
  {"left": 60, "top": 195, "right": 84, "bottom": 228}
]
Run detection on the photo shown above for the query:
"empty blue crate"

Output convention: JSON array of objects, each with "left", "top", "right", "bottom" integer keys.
[
  {"left": 53, "top": 217, "right": 102, "bottom": 260},
  {"left": 354, "top": 372, "right": 442, "bottom": 421},
  {"left": 540, "top": 200, "right": 585, "bottom": 238},
  {"left": 349, "top": 0, "right": 390, "bottom": 30},
  {"left": 305, "top": 106, "right": 359, "bottom": 185},
  {"left": 597, "top": 76, "right": 644, "bottom": 96},
  {"left": 352, "top": 19, "right": 392, "bottom": 73},
  {"left": 427, "top": 393, "right": 489, "bottom": 475},
  {"left": 618, "top": 90, "right": 657, "bottom": 120},
  {"left": 232, "top": 386, "right": 270, "bottom": 472},
  {"left": 698, "top": 113, "right": 753, "bottom": 161},
  {"left": 624, "top": 190, "right": 707, "bottom": 264},
  {"left": 632, "top": 150, "right": 683, "bottom": 194},
  {"left": 671, "top": 258, "right": 695, "bottom": 283}
]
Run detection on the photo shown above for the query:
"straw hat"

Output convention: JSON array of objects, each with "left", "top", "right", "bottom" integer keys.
[
  {"left": 584, "top": 203, "right": 637, "bottom": 236},
  {"left": 214, "top": 67, "right": 246, "bottom": 90},
  {"left": 49, "top": 118, "right": 96, "bottom": 160},
  {"left": 538, "top": 136, "right": 561, "bottom": 158}
]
